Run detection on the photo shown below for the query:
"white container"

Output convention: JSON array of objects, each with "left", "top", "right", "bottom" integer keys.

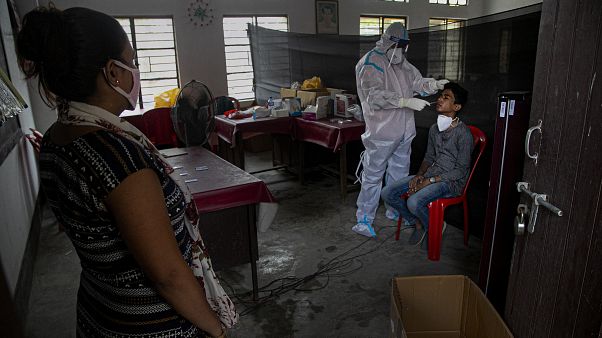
[{"left": 271, "top": 108, "right": 289, "bottom": 117}]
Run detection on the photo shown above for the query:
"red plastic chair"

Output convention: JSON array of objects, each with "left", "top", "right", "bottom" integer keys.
[
  {"left": 395, "top": 125, "right": 487, "bottom": 261},
  {"left": 142, "top": 107, "right": 179, "bottom": 148}
]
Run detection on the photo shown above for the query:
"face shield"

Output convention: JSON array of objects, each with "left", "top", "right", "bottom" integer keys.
[{"left": 381, "top": 22, "right": 410, "bottom": 66}]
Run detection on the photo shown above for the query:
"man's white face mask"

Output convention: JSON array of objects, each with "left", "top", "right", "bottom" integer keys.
[
  {"left": 437, "top": 115, "right": 459, "bottom": 132},
  {"left": 386, "top": 44, "right": 408, "bottom": 66},
  {"left": 386, "top": 47, "right": 403, "bottom": 65}
]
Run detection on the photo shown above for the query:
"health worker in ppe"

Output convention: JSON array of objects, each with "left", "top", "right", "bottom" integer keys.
[{"left": 352, "top": 22, "right": 449, "bottom": 237}]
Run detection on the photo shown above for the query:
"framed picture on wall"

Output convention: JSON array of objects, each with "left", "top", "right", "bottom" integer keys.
[{"left": 315, "top": 0, "right": 338, "bottom": 35}]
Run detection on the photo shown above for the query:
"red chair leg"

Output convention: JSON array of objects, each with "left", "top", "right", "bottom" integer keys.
[
  {"left": 427, "top": 202, "right": 444, "bottom": 261},
  {"left": 463, "top": 199, "right": 469, "bottom": 246},
  {"left": 395, "top": 217, "right": 402, "bottom": 241}
]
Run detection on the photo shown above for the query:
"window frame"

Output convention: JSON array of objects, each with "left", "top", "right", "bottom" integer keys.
[
  {"left": 427, "top": 17, "right": 466, "bottom": 80},
  {"left": 116, "top": 16, "right": 180, "bottom": 109},
  {"left": 359, "top": 15, "right": 408, "bottom": 36},
  {"left": 222, "top": 14, "right": 289, "bottom": 102},
  {"left": 428, "top": 17, "right": 464, "bottom": 28},
  {"left": 429, "top": 0, "right": 468, "bottom": 6}
]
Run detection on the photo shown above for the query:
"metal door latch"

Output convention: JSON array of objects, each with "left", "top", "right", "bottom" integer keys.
[
  {"left": 515, "top": 203, "right": 529, "bottom": 235},
  {"left": 516, "top": 182, "right": 563, "bottom": 234}
]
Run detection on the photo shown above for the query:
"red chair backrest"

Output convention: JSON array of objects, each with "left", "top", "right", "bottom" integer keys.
[
  {"left": 462, "top": 126, "right": 487, "bottom": 196},
  {"left": 211, "top": 96, "right": 241, "bottom": 115},
  {"left": 142, "top": 107, "right": 178, "bottom": 147}
]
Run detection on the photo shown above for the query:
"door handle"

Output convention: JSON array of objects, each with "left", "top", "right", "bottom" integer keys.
[
  {"left": 525, "top": 119, "right": 542, "bottom": 165},
  {"left": 516, "top": 182, "right": 563, "bottom": 234}
]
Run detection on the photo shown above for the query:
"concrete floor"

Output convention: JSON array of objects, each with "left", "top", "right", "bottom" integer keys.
[{"left": 26, "top": 150, "right": 482, "bottom": 338}]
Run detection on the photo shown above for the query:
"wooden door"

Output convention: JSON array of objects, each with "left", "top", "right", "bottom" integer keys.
[{"left": 504, "top": 0, "right": 602, "bottom": 336}]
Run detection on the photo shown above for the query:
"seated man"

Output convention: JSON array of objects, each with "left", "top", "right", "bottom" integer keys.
[{"left": 381, "top": 82, "right": 473, "bottom": 247}]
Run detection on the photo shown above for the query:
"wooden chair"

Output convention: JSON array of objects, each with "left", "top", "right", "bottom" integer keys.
[{"left": 395, "top": 125, "right": 487, "bottom": 261}]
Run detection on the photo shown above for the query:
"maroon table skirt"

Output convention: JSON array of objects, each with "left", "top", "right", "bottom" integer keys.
[{"left": 293, "top": 118, "right": 365, "bottom": 151}]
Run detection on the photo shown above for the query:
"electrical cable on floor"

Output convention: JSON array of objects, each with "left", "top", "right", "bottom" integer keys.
[{"left": 219, "top": 224, "right": 416, "bottom": 316}]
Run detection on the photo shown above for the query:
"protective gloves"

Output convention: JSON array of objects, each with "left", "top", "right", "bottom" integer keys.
[
  {"left": 436, "top": 79, "right": 450, "bottom": 90},
  {"left": 399, "top": 98, "right": 430, "bottom": 111}
]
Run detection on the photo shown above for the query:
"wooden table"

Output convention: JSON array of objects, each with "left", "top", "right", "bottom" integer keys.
[
  {"left": 163, "top": 147, "right": 275, "bottom": 300},
  {"left": 214, "top": 115, "right": 294, "bottom": 169},
  {"left": 214, "top": 115, "right": 365, "bottom": 198},
  {"left": 293, "top": 118, "right": 365, "bottom": 198}
]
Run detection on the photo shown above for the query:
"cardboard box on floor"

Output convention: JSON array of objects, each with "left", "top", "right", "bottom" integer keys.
[{"left": 390, "top": 275, "right": 513, "bottom": 338}]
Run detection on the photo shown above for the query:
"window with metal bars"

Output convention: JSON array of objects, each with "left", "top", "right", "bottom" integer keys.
[
  {"left": 116, "top": 17, "right": 179, "bottom": 109},
  {"left": 429, "top": 0, "right": 468, "bottom": 6},
  {"left": 222, "top": 16, "right": 288, "bottom": 101},
  {"left": 359, "top": 16, "right": 407, "bottom": 36},
  {"left": 428, "top": 18, "right": 465, "bottom": 80}
]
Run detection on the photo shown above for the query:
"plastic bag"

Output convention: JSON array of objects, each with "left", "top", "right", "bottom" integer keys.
[
  {"left": 301, "top": 76, "right": 322, "bottom": 90},
  {"left": 154, "top": 88, "right": 181, "bottom": 108}
]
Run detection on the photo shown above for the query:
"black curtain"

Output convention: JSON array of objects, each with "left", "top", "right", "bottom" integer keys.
[{"left": 249, "top": 4, "right": 542, "bottom": 236}]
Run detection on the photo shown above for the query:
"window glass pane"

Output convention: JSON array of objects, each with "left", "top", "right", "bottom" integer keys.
[
  {"left": 223, "top": 16, "right": 288, "bottom": 101},
  {"left": 430, "top": 0, "right": 468, "bottom": 5},
  {"left": 117, "top": 17, "right": 178, "bottom": 109},
  {"left": 383, "top": 17, "right": 407, "bottom": 32},
  {"left": 359, "top": 17, "right": 381, "bottom": 36},
  {"left": 361, "top": 16, "right": 406, "bottom": 36},
  {"left": 428, "top": 18, "right": 465, "bottom": 80},
  {"left": 257, "top": 16, "right": 288, "bottom": 31},
  {"left": 429, "top": 18, "right": 446, "bottom": 27}
]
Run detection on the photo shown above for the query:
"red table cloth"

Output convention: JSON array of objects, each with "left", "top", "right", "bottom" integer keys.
[
  {"left": 214, "top": 115, "right": 294, "bottom": 147},
  {"left": 120, "top": 109, "right": 146, "bottom": 134},
  {"left": 143, "top": 108, "right": 178, "bottom": 147},
  {"left": 215, "top": 115, "right": 365, "bottom": 151},
  {"left": 293, "top": 118, "right": 365, "bottom": 151},
  {"left": 163, "top": 146, "right": 275, "bottom": 213}
]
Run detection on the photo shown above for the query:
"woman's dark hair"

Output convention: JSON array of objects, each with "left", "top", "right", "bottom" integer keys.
[
  {"left": 17, "top": 5, "right": 128, "bottom": 107},
  {"left": 443, "top": 82, "right": 468, "bottom": 112}
]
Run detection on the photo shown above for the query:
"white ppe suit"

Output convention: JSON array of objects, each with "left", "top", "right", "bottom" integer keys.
[{"left": 355, "top": 25, "right": 440, "bottom": 227}]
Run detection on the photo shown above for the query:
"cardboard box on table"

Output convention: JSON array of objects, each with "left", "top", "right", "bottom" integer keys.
[
  {"left": 279, "top": 88, "right": 330, "bottom": 108},
  {"left": 297, "top": 89, "right": 330, "bottom": 108},
  {"left": 280, "top": 88, "right": 297, "bottom": 99},
  {"left": 390, "top": 275, "right": 513, "bottom": 338}
]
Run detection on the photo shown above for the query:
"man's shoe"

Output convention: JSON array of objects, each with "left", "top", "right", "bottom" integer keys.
[
  {"left": 352, "top": 222, "right": 376, "bottom": 238},
  {"left": 385, "top": 209, "right": 399, "bottom": 221},
  {"left": 408, "top": 228, "right": 426, "bottom": 245}
]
